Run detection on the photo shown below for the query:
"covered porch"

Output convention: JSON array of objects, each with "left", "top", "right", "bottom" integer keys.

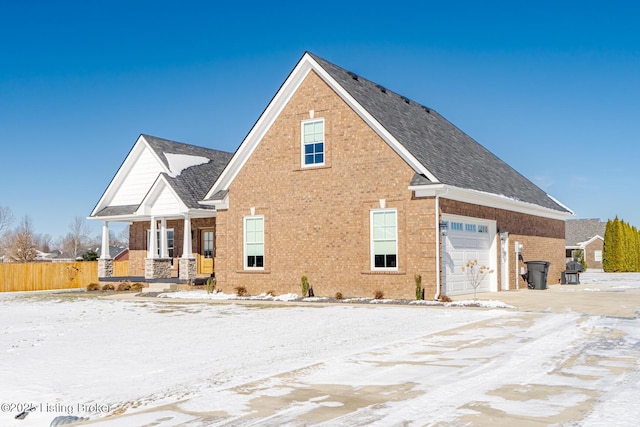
[{"left": 96, "top": 212, "right": 217, "bottom": 282}]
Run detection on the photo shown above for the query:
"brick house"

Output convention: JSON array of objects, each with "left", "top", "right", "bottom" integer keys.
[
  {"left": 565, "top": 219, "right": 606, "bottom": 271},
  {"left": 90, "top": 52, "right": 573, "bottom": 298}
]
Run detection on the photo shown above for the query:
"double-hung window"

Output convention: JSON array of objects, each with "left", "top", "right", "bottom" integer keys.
[
  {"left": 302, "top": 119, "right": 324, "bottom": 166},
  {"left": 244, "top": 216, "right": 264, "bottom": 269},
  {"left": 371, "top": 209, "right": 398, "bottom": 269},
  {"left": 147, "top": 229, "right": 174, "bottom": 258}
]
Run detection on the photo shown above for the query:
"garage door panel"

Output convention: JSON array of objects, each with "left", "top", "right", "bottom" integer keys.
[{"left": 443, "top": 216, "right": 493, "bottom": 296}]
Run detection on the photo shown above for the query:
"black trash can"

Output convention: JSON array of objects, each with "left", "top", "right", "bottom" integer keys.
[{"left": 525, "top": 261, "right": 550, "bottom": 290}]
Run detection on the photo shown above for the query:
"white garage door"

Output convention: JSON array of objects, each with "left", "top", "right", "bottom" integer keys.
[{"left": 442, "top": 215, "right": 495, "bottom": 296}]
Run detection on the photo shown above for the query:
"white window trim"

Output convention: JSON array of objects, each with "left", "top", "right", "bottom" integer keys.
[
  {"left": 300, "top": 117, "right": 325, "bottom": 168},
  {"left": 243, "top": 215, "right": 265, "bottom": 270},
  {"left": 370, "top": 208, "right": 398, "bottom": 271},
  {"left": 147, "top": 228, "right": 174, "bottom": 258},
  {"left": 594, "top": 250, "right": 602, "bottom": 262}
]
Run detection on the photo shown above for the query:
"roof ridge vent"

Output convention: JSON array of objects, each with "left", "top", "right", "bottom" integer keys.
[
  {"left": 347, "top": 71, "right": 358, "bottom": 81},
  {"left": 421, "top": 105, "right": 431, "bottom": 113},
  {"left": 376, "top": 84, "right": 387, "bottom": 93},
  {"left": 401, "top": 96, "right": 410, "bottom": 104}
]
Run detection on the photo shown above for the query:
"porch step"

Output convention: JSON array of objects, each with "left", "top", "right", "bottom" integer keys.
[{"left": 142, "top": 283, "right": 178, "bottom": 293}]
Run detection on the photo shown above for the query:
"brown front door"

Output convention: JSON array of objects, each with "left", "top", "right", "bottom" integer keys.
[{"left": 199, "top": 228, "right": 214, "bottom": 275}]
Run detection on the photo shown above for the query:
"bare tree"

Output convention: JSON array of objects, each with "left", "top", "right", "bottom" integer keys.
[
  {"left": 61, "top": 216, "right": 91, "bottom": 259},
  {"left": 36, "top": 233, "right": 53, "bottom": 253},
  {"left": 0, "top": 206, "right": 14, "bottom": 234},
  {"left": 112, "top": 225, "right": 130, "bottom": 247},
  {"left": 9, "top": 216, "right": 38, "bottom": 262}
]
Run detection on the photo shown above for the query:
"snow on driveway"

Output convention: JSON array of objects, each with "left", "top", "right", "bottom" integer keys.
[{"left": 0, "top": 277, "right": 639, "bottom": 426}]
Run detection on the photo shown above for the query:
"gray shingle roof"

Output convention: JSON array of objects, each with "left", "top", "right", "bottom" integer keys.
[
  {"left": 143, "top": 135, "right": 233, "bottom": 209},
  {"left": 309, "top": 53, "right": 569, "bottom": 213},
  {"left": 566, "top": 219, "right": 606, "bottom": 246},
  {"left": 92, "top": 135, "right": 233, "bottom": 218},
  {"left": 93, "top": 205, "right": 138, "bottom": 217}
]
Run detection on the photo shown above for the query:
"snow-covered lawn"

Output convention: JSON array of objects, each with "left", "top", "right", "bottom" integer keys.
[{"left": 1, "top": 273, "right": 639, "bottom": 426}]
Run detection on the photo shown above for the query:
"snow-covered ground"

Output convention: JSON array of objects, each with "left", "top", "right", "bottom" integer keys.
[{"left": 1, "top": 273, "right": 639, "bottom": 426}]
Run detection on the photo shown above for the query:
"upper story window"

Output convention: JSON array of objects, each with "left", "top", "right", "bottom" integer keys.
[{"left": 301, "top": 119, "right": 324, "bottom": 167}]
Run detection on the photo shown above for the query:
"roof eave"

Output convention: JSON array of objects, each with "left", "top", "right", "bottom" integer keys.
[{"left": 409, "top": 184, "right": 575, "bottom": 221}]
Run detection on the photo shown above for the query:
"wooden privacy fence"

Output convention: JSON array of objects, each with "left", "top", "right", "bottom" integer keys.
[{"left": 0, "top": 261, "right": 129, "bottom": 292}]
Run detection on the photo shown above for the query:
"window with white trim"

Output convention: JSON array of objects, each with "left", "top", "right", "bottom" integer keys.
[
  {"left": 147, "top": 229, "right": 174, "bottom": 258},
  {"left": 371, "top": 209, "right": 398, "bottom": 269},
  {"left": 302, "top": 119, "right": 324, "bottom": 166},
  {"left": 594, "top": 250, "right": 602, "bottom": 262},
  {"left": 244, "top": 216, "right": 264, "bottom": 269}
]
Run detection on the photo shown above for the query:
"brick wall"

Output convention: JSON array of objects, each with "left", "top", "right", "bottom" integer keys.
[
  {"left": 215, "top": 71, "right": 435, "bottom": 299},
  {"left": 584, "top": 239, "right": 604, "bottom": 270},
  {"left": 440, "top": 199, "right": 566, "bottom": 288},
  {"left": 214, "top": 70, "right": 567, "bottom": 299}
]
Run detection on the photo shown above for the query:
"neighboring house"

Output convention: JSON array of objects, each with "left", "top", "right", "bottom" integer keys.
[
  {"left": 565, "top": 219, "right": 606, "bottom": 271},
  {"left": 34, "top": 249, "right": 76, "bottom": 263},
  {"left": 93, "top": 245, "right": 129, "bottom": 261},
  {"left": 90, "top": 52, "right": 573, "bottom": 298}
]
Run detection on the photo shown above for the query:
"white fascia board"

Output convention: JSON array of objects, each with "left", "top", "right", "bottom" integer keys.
[
  {"left": 577, "top": 235, "right": 604, "bottom": 246},
  {"left": 187, "top": 209, "right": 218, "bottom": 219},
  {"left": 204, "top": 58, "right": 314, "bottom": 200},
  {"left": 199, "top": 192, "right": 229, "bottom": 210},
  {"left": 204, "top": 53, "right": 439, "bottom": 201},
  {"left": 135, "top": 175, "right": 188, "bottom": 217},
  {"left": 90, "top": 135, "right": 172, "bottom": 217},
  {"left": 410, "top": 184, "right": 575, "bottom": 221},
  {"left": 87, "top": 215, "right": 139, "bottom": 223}
]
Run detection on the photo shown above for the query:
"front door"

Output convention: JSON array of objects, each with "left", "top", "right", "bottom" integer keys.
[{"left": 199, "top": 228, "right": 214, "bottom": 275}]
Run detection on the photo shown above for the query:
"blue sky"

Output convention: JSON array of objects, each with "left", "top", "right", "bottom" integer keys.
[{"left": 1, "top": 1, "right": 639, "bottom": 240}]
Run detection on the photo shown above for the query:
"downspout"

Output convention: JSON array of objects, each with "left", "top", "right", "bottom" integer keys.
[
  {"left": 434, "top": 194, "right": 441, "bottom": 301},
  {"left": 433, "top": 188, "right": 449, "bottom": 300}
]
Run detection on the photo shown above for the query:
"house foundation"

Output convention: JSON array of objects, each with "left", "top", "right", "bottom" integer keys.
[
  {"left": 179, "top": 258, "right": 197, "bottom": 281},
  {"left": 145, "top": 258, "right": 172, "bottom": 279},
  {"left": 98, "top": 259, "right": 114, "bottom": 278}
]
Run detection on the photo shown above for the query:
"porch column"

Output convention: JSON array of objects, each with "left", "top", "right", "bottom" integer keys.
[
  {"left": 179, "top": 213, "right": 196, "bottom": 281},
  {"left": 160, "top": 217, "right": 169, "bottom": 258},
  {"left": 182, "top": 214, "right": 193, "bottom": 258},
  {"left": 100, "top": 221, "right": 110, "bottom": 259},
  {"left": 98, "top": 220, "right": 114, "bottom": 278},
  {"left": 148, "top": 216, "right": 157, "bottom": 259}
]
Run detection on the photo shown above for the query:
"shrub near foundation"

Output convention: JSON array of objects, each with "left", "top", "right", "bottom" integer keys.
[
  {"left": 415, "top": 274, "right": 423, "bottom": 300},
  {"left": 374, "top": 289, "right": 384, "bottom": 300},
  {"left": 235, "top": 286, "right": 248, "bottom": 297},
  {"left": 86, "top": 283, "right": 100, "bottom": 291},
  {"left": 206, "top": 278, "right": 216, "bottom": 294},
  {"left": 116, "top": 282, "right": 131, "bottom": 292},
  {"left": 130, "top": 283, "right": 144, "bottom": 292},
  {"left": 301, "top": 275, "right": 309, "bottom": 297}
]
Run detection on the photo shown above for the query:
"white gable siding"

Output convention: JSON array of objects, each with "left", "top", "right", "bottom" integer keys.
[
  {"left": 148, "top": 186, "right": 182, "bottom": 215},
  {"left": 110, "top": 147, "right": 164, "bottom": 206}
]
